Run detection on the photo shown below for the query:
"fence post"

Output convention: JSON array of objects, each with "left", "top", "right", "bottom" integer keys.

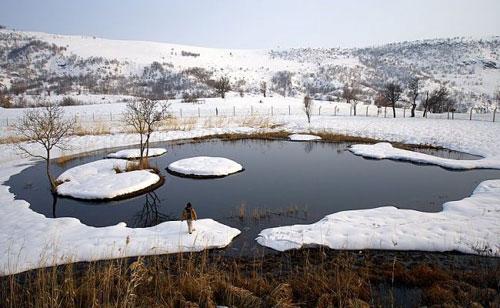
[
  {"left": 216, "top": 107, "right": 218, "bottom": 117},
  {"left": 494, "top": 108, "right": 497, "bottom": 122},
  {"left": 233, "top": 106, "right": 236, "bottom": 116},
  {"left": 251, "top": 106, "right": 253, "bottom": 116},
  {"left": 384, "top": 107, "right": 387, "bottom": 118},
  {"left": 447, "top": 108, "right": 450, "bottom": 120},
  {"left": 92, "top": 113, "right": 95, "bottom": 121},
  {"left": 318, "top": 106, "right": 321, "bottom": 116},
  {"left": 366, "top": 106, "right": 369, "bottom": 117},
  {"left": 198, "top": 107, "right": 200, "bottom": 118},
  {"left": 271, "top": 106, "right": 273, "bottom": 116},
  {"left": 110, "top": 112, "right": 112, "bottom": 121},
  {"left": 403, "top": 107, "right": 406, "bottom": 118},
  {"left": 350, "top": 106, "right": 352, "bottom": 116},
  {"left": 288, "top": 105, "right": 291, "bottom": 115},
  {"left": 452, "top": 111, "right": 454, "bottom": 120},
  {"left": 180, "top": 108, "right": 183, "bottom": 118},
  {"left": 334, "top": 106, "right": 337, "bottom": 116},
  {"left": 6, "top": 118, "right": 8, "bottom": 126},
  {"left": 470, "top": 108, "right": 473, "bottom": 121}
]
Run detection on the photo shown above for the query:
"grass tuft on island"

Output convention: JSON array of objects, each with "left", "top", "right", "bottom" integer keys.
[{"left": 1, "top": 249, "right": 498, "bottom": 307}]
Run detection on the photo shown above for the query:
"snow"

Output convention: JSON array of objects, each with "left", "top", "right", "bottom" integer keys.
[
  {"left": 107, "top": 148, "right": 167, "bottom": 159},
  {"left": 349, "top": 142, "right": 500, "bottom": 170},
  {"left": 0, "top": 108, "right": 500, "bottom": 274},
  {"left": 256, "top": 179, "right": 500, "bottom": 255},
  {"left": 288, "top": 134, "right": 322, "bottom": 141},
  {"left": 56, "top": 159, "right": 161, "bottom": 200},
  {"left": 167, "top": 156, "right": 243, "bottom": 177}
]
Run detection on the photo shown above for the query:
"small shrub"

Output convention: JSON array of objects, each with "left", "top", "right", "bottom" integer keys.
[{"left": 60, "top": 97, "right": 82, "bottom": 106}]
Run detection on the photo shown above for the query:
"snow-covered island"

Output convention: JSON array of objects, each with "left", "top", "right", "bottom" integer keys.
[
  {"left": 167, "top": 156, "right": 244, "bottom": 178},
  {"left": 107, "top": 148, "right": 167, "bottom": 159},
  {"left": 349, "top": 143, "right": 500, "bottom": 170},
  {"left": 56, "top": 159, "right": 163, "bottom": 200},
  {"left": 288, "top": 134, "right": 322, "bottom": 141}
]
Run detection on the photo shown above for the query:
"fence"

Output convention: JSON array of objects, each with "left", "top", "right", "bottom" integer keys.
[{"left": 0, "top": 103, "right": 497, "bottom": 127}]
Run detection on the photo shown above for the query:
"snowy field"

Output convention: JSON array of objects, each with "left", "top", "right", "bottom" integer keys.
[
  {"left": 0, "top": 96, "right": 500, "bottom": 275},
  {"left": 0, "top": 95, "right": 498, "bottom": 130}
]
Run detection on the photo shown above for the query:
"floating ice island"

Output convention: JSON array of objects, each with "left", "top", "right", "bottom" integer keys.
[
  {"left": 107, "top": 148, "right": 167, "bottom": 159},
  {"left": 288, "top": 134, "right": 322, "bottom": 141},
  {"left": 56, "top": 159, "right": 163, "bottom": 200},
  {"left": 167, "top": 156, "right": 243, "bottom": 178}
]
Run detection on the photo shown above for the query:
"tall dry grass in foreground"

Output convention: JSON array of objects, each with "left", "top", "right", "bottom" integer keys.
[{"left": 1, "top": 249, "right": 498, "bottom": 307}]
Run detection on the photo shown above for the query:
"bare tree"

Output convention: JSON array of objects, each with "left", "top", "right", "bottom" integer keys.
[
  {"left": 124, "top": 99, "right": 170, "bottom": 168},
  {"left": 422, "top": 86, "right": 450, "bottom": 117},
  {"left": 14, "top": 103, "right": 75, "bottom": 192},
  {"left": 495, "top": 89, "right": 500, "bottom": 110},
  {"left": 271, "top": 71, "right": 293, "bottom": 97},
  {"left": 260, "top": 81, "right": 267, "bottom": 97},
  {"left": 213, "top": 76, "right": 231, "bottom": 99},
  {"left": 303, "top": 95, "right": 313, "bottom": 123},
  {"left": 407, "top": 78, "right": 419, "bottom": 117},
  {"left": 381, "top": 82, "right": 403, "bottom": 118},
  {"left": 0, "top": 82, "right": 11, "bottom": 108},
  {"left": 341, "top": 83, "right": 361, "bottom": 116}
]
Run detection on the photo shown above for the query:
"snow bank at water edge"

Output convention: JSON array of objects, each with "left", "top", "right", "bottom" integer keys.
[
  {"left": 167, "top": 156, "right": 243, "bottom": 178},
  {"left": 56, "top": 159, "right": 161, "bottom": 200},
  {"left": 288, "top": 134, "right": 322, "bottom": 141},
  {"left": 107, "top": 148, "right": 167, "bottom": 159},
  {"left": 256, "top": 179, "right": 500, "bottom": 256},
  {"left": 349, "top": 143, "right": 500, "bottom": 170}
]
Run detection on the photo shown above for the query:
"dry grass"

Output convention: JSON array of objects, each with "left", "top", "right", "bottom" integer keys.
[
  {"left": 0, "top": 249, "right": 500, "bottom": 307},
  {"left": 0, "top": 135, "right": 30, "bottom": 144},
  {"left": 55, "top": 153, "right": 86, "bottom": 167},
  {"left": 112, "top": 159, "right": 160, "bottom": 174},
  {"left": 0, "top": 251, "right": 370, "bottom": 307},
  {"left": 0, "top": 250, "right": 498, "bottom": 307},
  {"left": 73, "top": 122, "right": 111, "bottom": 136},
  {"left": 231, "top": 204, "right": 308, "bottom": 221}
]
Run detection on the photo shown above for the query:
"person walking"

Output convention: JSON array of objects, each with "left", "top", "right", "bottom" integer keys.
[{"left": 181, "top": 202, "right": 197, "bottom": 234}]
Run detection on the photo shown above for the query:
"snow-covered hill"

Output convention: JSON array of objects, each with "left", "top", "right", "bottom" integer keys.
[{"left": 0, "top": 29, "right": 499, "bottom": 109}]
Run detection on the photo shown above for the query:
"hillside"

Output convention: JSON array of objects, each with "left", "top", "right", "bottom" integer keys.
[{"left": 0, "top": 29, "right": 499, "bottom": 110}]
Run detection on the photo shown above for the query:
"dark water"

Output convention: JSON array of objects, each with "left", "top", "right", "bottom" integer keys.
[{"left": 8, "top": 140, "right": 500, "bottom": 254}]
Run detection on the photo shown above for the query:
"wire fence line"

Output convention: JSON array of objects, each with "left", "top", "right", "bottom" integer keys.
[{"left": 0, "top": 103, "right": 497, "bottom": 127}]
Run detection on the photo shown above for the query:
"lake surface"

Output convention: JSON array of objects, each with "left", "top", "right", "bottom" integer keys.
[{"left": 8, "top": 139, "right": 500, "bottom": 254}]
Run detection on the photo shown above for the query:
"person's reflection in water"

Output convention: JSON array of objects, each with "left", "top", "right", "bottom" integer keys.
[{"left": 133, "top": 192, "right": 173, "bottom": 228}]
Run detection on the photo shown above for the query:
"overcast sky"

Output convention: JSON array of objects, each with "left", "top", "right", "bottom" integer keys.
[{"left": 1, "top": 0, "right": 499, "bottom": 49}]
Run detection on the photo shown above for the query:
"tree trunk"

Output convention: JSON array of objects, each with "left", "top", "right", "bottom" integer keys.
[
  {"left": 411, "top": 103, "right": 416, "bottom": 117},
  {"left": 144, "top": 131, "right": 151, "bottom": 168},
  {"left": 353, "top": 104, "right": 357, "bottom": 116},
  {"left": 139, "top": 133, "right": 145, "bottom": 167},
  {"left": 392, "top": 104, "right": 396, "bottom": 118},
  {"left": 46, "top": 150, "right": 56, "bottom": 193}
]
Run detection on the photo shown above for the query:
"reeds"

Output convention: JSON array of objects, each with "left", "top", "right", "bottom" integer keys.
[{"left": 1, "top": 249, "right": 498, "bottom": 307}]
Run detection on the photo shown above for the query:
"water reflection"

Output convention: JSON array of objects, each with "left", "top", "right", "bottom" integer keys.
[
  {"left": 133, "top": 192, "right": 174, "bottom": 228},
  {"left": 52, "top": 194, "right": 58, "bottom": 218}
]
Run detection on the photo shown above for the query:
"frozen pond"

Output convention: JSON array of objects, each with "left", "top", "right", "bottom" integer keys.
[{"left": 8, "top": 139, "right": 500, "bottom": 254}]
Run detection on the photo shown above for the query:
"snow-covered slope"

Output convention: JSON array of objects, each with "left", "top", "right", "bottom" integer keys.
[{"left": 0, "top": 29, "right": 499, "bottom": 109}]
